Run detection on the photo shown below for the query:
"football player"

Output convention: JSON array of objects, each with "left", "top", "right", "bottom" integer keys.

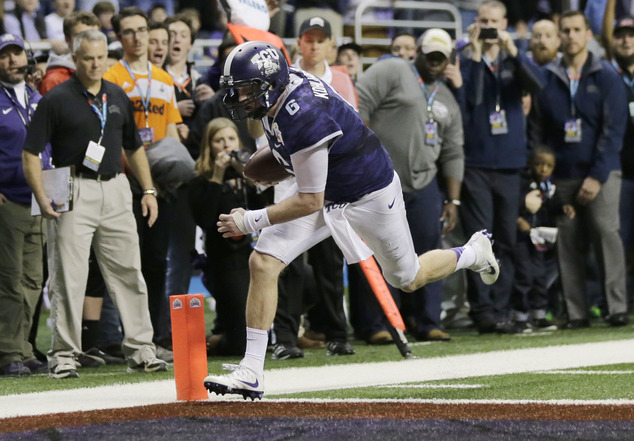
[{"left": 204, "top": 41, "right": 500, "bottom": 400}]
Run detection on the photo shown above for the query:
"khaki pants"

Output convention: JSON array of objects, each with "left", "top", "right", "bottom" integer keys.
[
  {"left": 47, "top": 174, "right": 156, "bottom": 368},
  {"left": 556, "top": 171, "right": 628, "bottom": 320},
  {"left": 0, "top": 200, "right": 43, "bottom": 366}
]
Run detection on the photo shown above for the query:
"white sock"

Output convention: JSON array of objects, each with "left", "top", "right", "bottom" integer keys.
[
  {"left": 240, "top": 327, "right": 269, "bottom": 374},
  {"left": 452, "top": 245, "right": 477, "bottom": 271}
]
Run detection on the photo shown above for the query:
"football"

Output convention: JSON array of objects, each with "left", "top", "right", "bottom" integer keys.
[{"left": 243, "top": 147, "right": 292, "bottom": 183}]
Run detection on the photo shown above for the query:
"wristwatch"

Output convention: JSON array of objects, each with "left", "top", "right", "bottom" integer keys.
[
  {"left": 444, "top": 199, "right": 461, "bottom": 206},
  {"left": 143, "top": 187, "right": 157, "bottom": 197}
]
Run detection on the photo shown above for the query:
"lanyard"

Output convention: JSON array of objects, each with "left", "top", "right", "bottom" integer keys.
[
  {"left": 566, "top": 68, "right": 581, "bottom": 116},
  {"left": 122, "top": 60, "right": 152, "bottom": 128},
  {"left": 2, "top": 86, "right": 31, "bottom": 127},
  {"left": 167, "top": 67, "right": 192, "bottom": 97},
  {"left": 84, "top": 91, "right": 107, "bottom": 144},
  {"left": 482, "top": 55, "right": 502, "bottom": 112},
  {"left": 410, "top": 64, "right": 440, "bottom": 120}
]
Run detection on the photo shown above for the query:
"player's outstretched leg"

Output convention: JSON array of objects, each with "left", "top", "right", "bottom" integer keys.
[
  {"left": 204, "top": 362, "right": 264, "bottom": 401},
  {"left": 456, "top": 229, "right": 499, "bottom": 285}
]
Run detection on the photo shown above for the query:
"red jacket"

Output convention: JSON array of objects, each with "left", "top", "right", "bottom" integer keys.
[{"left": 40, "top": 66, "right": 74, "bottom": 95}]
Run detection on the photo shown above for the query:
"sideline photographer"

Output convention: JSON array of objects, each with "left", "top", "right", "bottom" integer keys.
[{"left": 188, "top": 117, "right": 271, "bottom": 356}]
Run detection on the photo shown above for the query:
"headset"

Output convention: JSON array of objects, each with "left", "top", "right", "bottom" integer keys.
[{"left": 25, "top": 39, "right": 36, "bottom": 73}]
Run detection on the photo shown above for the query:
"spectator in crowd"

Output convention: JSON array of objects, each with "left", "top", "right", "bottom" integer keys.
[
  {"left": 204, "top": 41, "right": 499, "bottom": 399},
  {"left": 506, "top": 145, "right": 575, "bottom": 333},
  {"left": 179, "top": 7, "right": 203, "bottom": 37},
  {"left": 529, "top": 10, "right": 629, "bottom": 329},
  {"left": 40, "top": 10, "right": 100, "bottom": 95},
  {"left": 278, "top": 16, "right": 358, "bottom": 358},
  {"left": 189, "top": 117, "right": 269, "bottom": 356},
  {"left": 45, "top": 0, "right": 76, "bottom": 53},
  {"left": 336, "top": 41, "right": 361, "bottom": 82},
  {"left": 390, "top": 32, "right": 417, "bottom": 61},
  {"left": 459, "top": 0, "right": 542, "bottom": 333},
  {"left": 603, "top": 13, "right": 634, "bottom": 311},
  {"left": 92, "top": 1, "right": 116, "bottom": 43},
  {"left": 38, "top": 11, "right": 117, "bottom": 368},
  {"left": 294, "top": 16, "right": 357, "bottom": 106},
  {"left": 148, "top": 3, "right": 167, "bottom": 23},
  {"left": 357, "top": 28, "right": 464, "bottom": 342},
  {"left": 147, "top": 19, "right": 168, "bottom": 67},
  {"left": 4, "top": 0, "right": 48, "bottom": 44},
  {"left": 0, "top": 33, "right": 48, "bottom": 377},
  {"left": 529, "top": 19, "right": 561, "bottom": 66},
  {"left": 162, "top": 14, "right": 214, "bottom": 310},
  {"left": 104, "top": 6, "right": 184, "bottom": 356},
  {"left": 22, "top": 29, "right": 167, "bottom": 378},
  {"left": 164, "top": 14, "right": 213, "bottom": 133}
]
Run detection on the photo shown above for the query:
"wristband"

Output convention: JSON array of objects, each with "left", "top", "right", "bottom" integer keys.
[
  {"left": 232, "top": 208, "right": 271, "bottom": 234},
  {"left": 444, "top": 199, "right": 461, "bottom": 206}
]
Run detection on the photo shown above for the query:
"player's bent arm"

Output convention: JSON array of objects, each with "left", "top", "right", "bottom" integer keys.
[
  {"left": 258, "top": 143, "right": 328, "bottom": 223},
  {"left": 267, "top": 190, "right": 324, "bottom": 224},
  {"left": 224, "top": 143, "right": 328, "bottom": 235}
]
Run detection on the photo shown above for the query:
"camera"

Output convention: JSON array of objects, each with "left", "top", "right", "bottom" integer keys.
[
  {"left": 478, "top": 27, "right": 498, "bottom": 40},
  {"left": 224, "top": 149, "right": 250, "bottom": 180},
  {"left": 229, "top": 149, "right": 251, "bottom": 164}
]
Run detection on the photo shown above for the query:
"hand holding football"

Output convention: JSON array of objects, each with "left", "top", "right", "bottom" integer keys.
[{"left": 243, "top": 148, "right": 292, "bottom": 184}]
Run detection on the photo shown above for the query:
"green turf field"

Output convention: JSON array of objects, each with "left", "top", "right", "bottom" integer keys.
[{"left": 1, "top": 306, "right": 632, "bottom": 401}]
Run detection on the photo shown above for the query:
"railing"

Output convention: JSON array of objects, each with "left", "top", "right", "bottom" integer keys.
[
  {"left": 28, "top": 1, "right": 463, "bottom": 71},
  {"left": 353, "top": 0, "right": 462, "bottom": 68}
]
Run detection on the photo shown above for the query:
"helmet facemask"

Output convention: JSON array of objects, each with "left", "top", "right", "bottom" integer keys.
[{"left": 221, "top": 78, "right": 274, "bottom": 120}]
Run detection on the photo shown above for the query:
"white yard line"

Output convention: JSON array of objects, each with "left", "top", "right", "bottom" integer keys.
[
  {"left": 534, "top": 370, "right": 634, "bottom": 375},
  {"left": 1, "top": 339, "right": 633, "bottom": 419},
  {"left": 377, "top": 384, "right": 485, "bottom": 389}
]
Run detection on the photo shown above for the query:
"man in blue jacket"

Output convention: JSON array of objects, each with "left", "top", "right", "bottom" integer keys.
[
  {"left": 0, "top": 34, "right": 48, "bottom": 376},
  {"left": 460, "top": 0, "right": 543, "bottom": 333},
  {"left": 530, "top": 10, "right": 629, "bottom": 329}
]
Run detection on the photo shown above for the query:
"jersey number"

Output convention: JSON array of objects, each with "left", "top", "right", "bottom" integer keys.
[{"left": 285, "top": 100, "right": 300, "bottom": 115}]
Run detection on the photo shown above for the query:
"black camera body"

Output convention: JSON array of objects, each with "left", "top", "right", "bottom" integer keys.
[
  {"left": 224, "top": 149, "right": 251, "bottom": 180},
  {"left": 479, "top": 28, "right": 498, "bottom": 40}
]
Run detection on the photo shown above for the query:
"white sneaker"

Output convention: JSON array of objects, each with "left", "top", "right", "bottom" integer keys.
[
  {"left": 49, "top": 362, "right": 79, "bottom": 379},
  {"left": 204, "top": 363, "right": 264, "bottom": 400},
  {"left": 465, "top": 229, "right": 499, "bottom": 285}
]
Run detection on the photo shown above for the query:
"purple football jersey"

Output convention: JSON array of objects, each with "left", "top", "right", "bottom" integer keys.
[{"left": 261, "top": 68, "right": 394, "bottom": 203}]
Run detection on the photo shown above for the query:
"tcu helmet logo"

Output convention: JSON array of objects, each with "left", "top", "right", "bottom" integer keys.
[{"left": 250, "top": 48, "right": 281, "bottom": 76}]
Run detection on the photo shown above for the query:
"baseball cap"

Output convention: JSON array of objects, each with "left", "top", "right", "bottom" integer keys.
[
  {"left": 417, "top": 28, "right": 453, "bottom": 58},
  {"left": 614, "top": 16, "right": 634, "bottom": 34},
  {"left": 298, "top": 17, "right": 332, "bottom": 38},
  {"left": 0, "top": 34, "right": 26, "bottom": 52}
]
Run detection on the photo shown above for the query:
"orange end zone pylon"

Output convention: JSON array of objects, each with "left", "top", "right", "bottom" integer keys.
[{"left": 170, "top": 294, "right": 209, "bottom": 400}]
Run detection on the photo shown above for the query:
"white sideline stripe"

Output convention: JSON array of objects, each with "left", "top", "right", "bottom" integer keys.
[
  {"left": 534, "top": 370, "right": 634, "bottom": 375},
  {"left": 1, "top": 339, "right": 633, "bottom": 419},
  {"left": 262, "top": 398, "right": 634, "bottom": 405},
  {"left": 378, "top": 384, "right": 485, "bottom": 389}
]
